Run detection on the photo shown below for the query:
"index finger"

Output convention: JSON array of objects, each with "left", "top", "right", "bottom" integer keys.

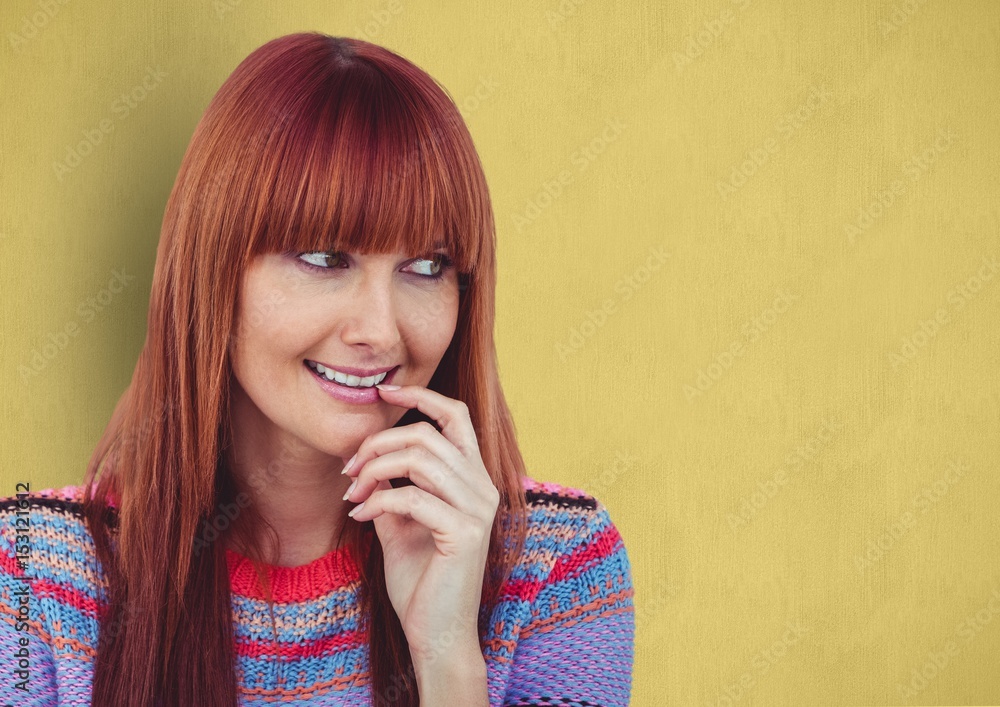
[{"left": 374, "top": 383, "right": 479, "bottom": 458}]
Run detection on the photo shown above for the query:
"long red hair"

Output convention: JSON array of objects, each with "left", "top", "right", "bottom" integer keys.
[{"left": 82, "top": 32, "right": 528, "bottom": 706}]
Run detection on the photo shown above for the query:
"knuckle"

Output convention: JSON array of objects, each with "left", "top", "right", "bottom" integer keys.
[
  {"left": 409, "top": 445, "right": 432, "bottom": 466},
  {"left": 479, "top": 497, "right": 498, "bottom": 519},
  {"left": 467, "top": 523, "right": 487, "bottom": 543},
  {"left": 406, "top": 485, "right": 425, "bottom": 508},
  {"left": 430, "top": 466, "right": 448, "bottom": 486}
]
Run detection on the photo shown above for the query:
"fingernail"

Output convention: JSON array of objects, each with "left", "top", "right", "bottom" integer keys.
[
  {"left": 342, "top": 453, "right": 356, "bottom": 474},
  {"left": 376, "top": 383, "right": 401, "bottom": 391},
  {"left": 342, "top": 479, "right": 357, "bottom": 501},
  {"left": 348, "top": 501, "right": 364, "bottom": 517}
]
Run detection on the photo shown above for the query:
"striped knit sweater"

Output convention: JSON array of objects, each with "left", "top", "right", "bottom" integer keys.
[{"left": 0, "top": 476, "right": 634, "bottom": 705}]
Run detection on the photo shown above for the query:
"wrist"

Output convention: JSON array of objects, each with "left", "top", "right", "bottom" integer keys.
[{"left": 413, "top": 642, "right": 488, "bottom": 706}]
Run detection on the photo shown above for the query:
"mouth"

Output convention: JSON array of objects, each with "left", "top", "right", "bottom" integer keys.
[{"left": 304, "top": 360, "right": 399, "bottom": 389}]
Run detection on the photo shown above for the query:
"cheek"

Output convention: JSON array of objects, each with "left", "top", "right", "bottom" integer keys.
[
  {"left": 402, "top": 291, "right": 459, "bottom": 355},
  {"left": 243, "top": 267, "right": 322, "bottom": 336},
  {"left": 233, "top": 301, "right": 281, "bottom": 355},
  {"left": 414, "top": 295, "right": 458, "bottom": 358},
  {"left": 232, "top": 286, "right": 305, "bottom": 362}
]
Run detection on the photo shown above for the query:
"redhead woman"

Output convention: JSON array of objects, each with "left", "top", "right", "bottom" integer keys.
[{"left": 0, "top": 32, "right": 635, "bottom": 707}]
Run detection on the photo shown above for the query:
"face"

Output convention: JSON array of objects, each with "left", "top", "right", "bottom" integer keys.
[{"left": 228, "top": 247, "right": 460, "bottom": 463}]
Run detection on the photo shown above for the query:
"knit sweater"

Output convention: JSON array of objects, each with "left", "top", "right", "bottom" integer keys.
[{"left": 0, "top": 476, "right": 634, "bottom": 705}]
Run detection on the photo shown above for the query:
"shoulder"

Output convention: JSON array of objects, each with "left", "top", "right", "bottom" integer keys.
[
  {"left": 0, "top": 483, "right": 91, "bottom": 517},
  {"left": 0, "top": 483, "right": 93, "bottom": 534},
  {"left": 0, "top": 484, "right": 107, "bottom": 697},
  {"left": 520, "top": 474, "right": 626, "bottom": 550},
  {"left": 0, "top": 483, "right": 108, "bottom": 600},
  {"left": 514, "top": 475, "right": 632, "bottom": 599},
  {"left": 521, "top": 475, "right": 599, "bottom": 510}
]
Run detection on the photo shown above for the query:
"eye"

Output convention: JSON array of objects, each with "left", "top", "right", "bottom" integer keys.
[
  {"left": 297, "top": 251, "right": 346, "bottom": 270},
  {"left": 407, "top": 253, "right": 454, "bottom": 280},
  {"left": 294, "top": 251, "right": 454, "bottom": 280}
]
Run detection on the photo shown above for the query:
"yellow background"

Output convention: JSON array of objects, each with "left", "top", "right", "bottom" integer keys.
[{"left": 2, "top": 1, "right": 999, "bottom": 704}]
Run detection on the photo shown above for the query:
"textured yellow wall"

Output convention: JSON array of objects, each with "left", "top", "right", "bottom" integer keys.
[{"left": 2, "top": 1, "right": 999, "bottom": 704}]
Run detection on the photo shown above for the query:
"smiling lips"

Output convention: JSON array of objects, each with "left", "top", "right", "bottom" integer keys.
[{"left": 304, "top": 360, "right": 398, "bottom": 388}]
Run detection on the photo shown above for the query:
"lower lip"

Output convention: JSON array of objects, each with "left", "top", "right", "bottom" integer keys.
[{"left": 306, "top": 362, "right": 399, "bottom": 404}]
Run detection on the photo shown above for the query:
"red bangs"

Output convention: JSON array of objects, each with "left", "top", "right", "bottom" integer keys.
[{"left": 188, "top": 32, "right": 490, "bottom": 275}]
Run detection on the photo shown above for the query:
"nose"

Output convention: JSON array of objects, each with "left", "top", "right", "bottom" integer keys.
[{"left": 338, "top": 270, "right": 402, "bottom": 354}]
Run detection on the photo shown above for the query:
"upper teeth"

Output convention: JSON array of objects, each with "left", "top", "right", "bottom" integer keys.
[{"left": 307, "top": 360, "right": 389, "bottom": 387}]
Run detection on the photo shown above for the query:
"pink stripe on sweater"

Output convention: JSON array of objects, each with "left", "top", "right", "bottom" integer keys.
[
  {"left": 235, "top": 626, "right": 367, "bottom": 659},
  {"left": 548, "top": 523, "right": 624, "bottom": 584}
]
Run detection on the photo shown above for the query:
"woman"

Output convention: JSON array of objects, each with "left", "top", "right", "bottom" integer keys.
[{"left": 0, "top": 32, "right": 635, "bottom": 706}]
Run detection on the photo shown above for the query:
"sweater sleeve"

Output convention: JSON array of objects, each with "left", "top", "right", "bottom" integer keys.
[
  {"left": 502, "top": 500, "right": 636, "bottom": 707},
  {"left": 0, "top": 497, "right": 60, "bottom": 705}
]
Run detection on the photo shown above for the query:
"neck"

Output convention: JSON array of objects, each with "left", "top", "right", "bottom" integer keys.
[{"left": 224, "top": 393, "right": 353, "bottom": 567}]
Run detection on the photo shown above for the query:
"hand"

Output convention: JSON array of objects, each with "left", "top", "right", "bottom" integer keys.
[{"left": 342, "top": 383, "right": 500, "bottom": 668}]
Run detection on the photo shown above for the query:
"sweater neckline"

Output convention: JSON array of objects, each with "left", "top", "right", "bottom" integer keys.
[{"left": 225, "top": 541, "right": 363, "bottom": 602}]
